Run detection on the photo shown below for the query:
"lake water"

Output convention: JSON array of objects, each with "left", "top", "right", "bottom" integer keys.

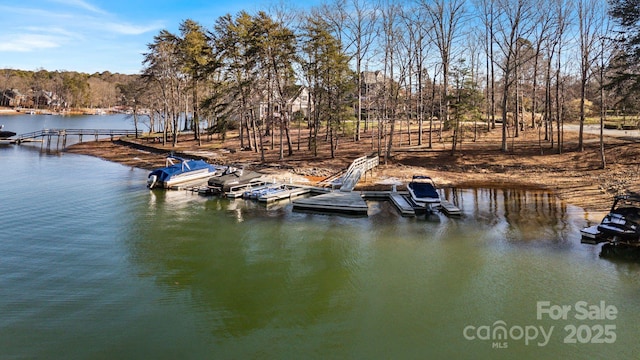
[{"left": 1, "top": 115, "right": 639, "bottom": 359}]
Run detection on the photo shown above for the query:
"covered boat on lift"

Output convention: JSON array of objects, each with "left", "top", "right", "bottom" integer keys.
[
  {"left": 0, "top": 125, "right": 16, "bottom": 139},
  {"left": 147, "top": 156, "right": 218, "bottom": 189},
  {"left": 0, "top": 131, "right": 16, "bottom": 139},
  {"left": 407, "top": 175, "right": 441, "bottom": 207},
  {"left": 207, "top": 166, "right": 263, "bottom": 193},
  {"left": 596, "top": 194, "right": 640, "bottom": 243}
]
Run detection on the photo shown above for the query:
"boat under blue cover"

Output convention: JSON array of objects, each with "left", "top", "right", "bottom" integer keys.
[
  {"left": 407, "top": 175, "right": 440, "bottom": 207},
  {"left": 147, "top": 156, "right": 218, "bottom": 189}
]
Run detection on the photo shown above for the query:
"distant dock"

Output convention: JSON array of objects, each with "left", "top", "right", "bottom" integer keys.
[{"left": 6, "top": 129, "right": 141, "bottom": 150}]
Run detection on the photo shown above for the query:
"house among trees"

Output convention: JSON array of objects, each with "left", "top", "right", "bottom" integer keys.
[
  {"left": 361, "top": 71, "right": 386, "bottom": 95},
  {"left": 290, "top": 86, "right": 310, "bottom": 118},
  {"left": 0, "top": 89, "right": 25, "bottom": 107},
  {"left": 360, "top": 70, "right": 389, "bottom": 114},
  {"left": 1, "top": 69, "right": 136, "bottom": 112},
  {"left": 30, "top": 90, "right": 57, "bottom": 109},
  {"left": 0, "top": 88, "right": 65, "bottom": 109},
  {"left": 258, "top": 85, "right": 312, "bottom": 121}
]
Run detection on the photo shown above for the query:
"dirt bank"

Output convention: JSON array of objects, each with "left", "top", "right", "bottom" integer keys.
[{"left": 65, "top": 126, "right": 640, "bottom": 215}]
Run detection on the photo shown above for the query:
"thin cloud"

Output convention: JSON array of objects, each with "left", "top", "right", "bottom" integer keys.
[
  {"left": 0, "top": 5, "right": 74, "bottom": 19},
  {"left": 24, "top": 26, "right": 81, "bottom": 39},
  {"left": 48, "top": 0, "right": 108, "bottom": 15},
  {"left": 103, "top": 21, "right": 164, "bottom": 36},
  {"left": 0, "top": 34, "right": 62, "bottom": 52}
]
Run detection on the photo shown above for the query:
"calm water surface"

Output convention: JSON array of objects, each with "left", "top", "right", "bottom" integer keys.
[{"left": 1, "top": 115, "right": 639, "bottom": 359}]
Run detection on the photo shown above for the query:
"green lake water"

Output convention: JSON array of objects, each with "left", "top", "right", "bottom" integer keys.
[{"left": 1, "top": 115, "right": 639, "bottom": 359}]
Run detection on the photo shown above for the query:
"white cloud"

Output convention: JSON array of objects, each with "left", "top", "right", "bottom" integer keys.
[
  {"left": 24, "top": 27, "right": 81, "bottom": 39},
  {"left": 102, "top": 21, "right": 164, "bottom": 36},
  {"left": 0, "top": 2, "right": 162, "bottom": 72},
  {"left": 0, "top": 34, "right": 62, "bottom": 52},
  {"left": 48, "top": 0, "right": 108, "bottom": 15}
]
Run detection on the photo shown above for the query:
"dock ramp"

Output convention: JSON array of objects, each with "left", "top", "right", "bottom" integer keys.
[{"left": 327, "top": 153, "right": 379, "bottom": 192}]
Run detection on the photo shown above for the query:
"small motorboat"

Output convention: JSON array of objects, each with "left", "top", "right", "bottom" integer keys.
[
  {"left": 147, "top": 156, "right": 219, "bottom": 189},
  {"left": 0, "top": 125, "right": 16, "bottom": 139},
  {"left": 0, "top": 131, "right": 16, "bottom": 139},
  {"left": 207, "top": 166, "right": 263, "bottom": 193},
  {"left": 407, "top": 175, "right": 441, "bottom": 207},
  {"left": 595, "top": 194, "right": 640, "bottom": 243}
]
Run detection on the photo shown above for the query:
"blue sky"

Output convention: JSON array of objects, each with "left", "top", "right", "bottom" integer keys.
[{"left": 0, "top": 0, "right": 317, "bottom": 74}]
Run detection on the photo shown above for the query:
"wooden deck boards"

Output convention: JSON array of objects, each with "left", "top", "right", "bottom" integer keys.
[
  {"left": 258, "top": 186, "right": 311, "bottom": 203},
  {"left": 292, "top": 192, "right": 369, "bottom": 215},
  {"left": 440, "top": 200, "right": 461, "bottom": 216},
  {"left": 388, "top": 193, "right": 416, "bottom": 217}
]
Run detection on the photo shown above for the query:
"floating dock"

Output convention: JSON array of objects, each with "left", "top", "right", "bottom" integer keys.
[
  {"left": 154, "top": 152, "right": 464, "bottom": 218},
  {"left": 580, "top": 225, "right": 607, "bottom": 244},
  {"left": 225, "top": 180, "right": 270, "bottom": 198},
  {"left": 361, "top": 191, "right": 411, "bottom": 217},
  {"left": 289, "top": 190, "right": 461, "bottom": 217},
  {"left": 258, "top": 185, "right": 316, "bottom": 203},
  {"left": 292, "top": 192, "right": 369, "bottom": 216},
  {"left": 388, "top": 193, "right": 416, "bottom": 216},
  {"left": 172, "top": 178, "right": 461, "bottom": 218},
  {"left": 439, "top": 200, "right": 462, "bottom": 216}
]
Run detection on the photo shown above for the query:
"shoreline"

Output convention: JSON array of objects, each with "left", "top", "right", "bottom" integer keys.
[
  {"left": 0, "top": 107, "right": 110, "bottom": 116},
  {"left": 64, "top": 130, "right": 640, "bottom": 219}
]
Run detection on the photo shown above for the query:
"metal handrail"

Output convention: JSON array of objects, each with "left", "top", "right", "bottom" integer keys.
[
  {"left": 14, "top": 129, "right": 140, "bottom": 141},
  {"left": 339, "top": 153, "right": 379, "bottom": 192}
]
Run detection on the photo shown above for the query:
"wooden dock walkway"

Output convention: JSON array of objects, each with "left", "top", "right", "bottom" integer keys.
[{"left": 323, "top": 153, "right": 379, "bottom": 192}]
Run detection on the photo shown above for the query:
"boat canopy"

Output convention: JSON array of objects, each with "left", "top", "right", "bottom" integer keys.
[
  {"left": 411, "top": 184, "right": 439, "bottom": 199},
  {"left": 410, "top": 176, "right": 439, "bottom": 199},
  {"left": 412, "top": 175, "right": 433, "bottom": 180},
  {"left": 148, "top": 157, "right": 216, "bottom": 183}
]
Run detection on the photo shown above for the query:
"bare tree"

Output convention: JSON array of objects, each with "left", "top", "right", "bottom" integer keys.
[
  {"left": 476, "top": 0, "right": 498, "bottom": 132},
  {"left": 553, "top": 0, "right": 571, "bottom": 154},
  {"left": 526, "top": 0, "right": 555, "bottom": 154},
  {"left": 143, "top": 30, "right": 185, "bottom": 146},
  {"left": 577, "top": 0, "right": 608, "bottom": 151},
  {"left": 379, "top": 0, "right": 403, "bottom": 163},
  {"left": 329, "top": 0, "right": 379, "bottom": 141},
  {"left": 595, "top": 9, "right": 614, "bottom": 168},
  {"left": 419, "top": 0, "right": 467, "bottom": 133},
  {"left": 493, "top": 0, "right": 537, "bottom": 152}
]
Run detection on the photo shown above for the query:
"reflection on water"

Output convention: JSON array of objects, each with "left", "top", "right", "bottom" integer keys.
[
  {"left": 139, "top": 192, "right": 369, "bottom": 339},
  {"left": 443, "top": 188, "right": 575, "bottom": 245},
  {"left": 121, "top": 186, "right": 640, "bottom": 358}
]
